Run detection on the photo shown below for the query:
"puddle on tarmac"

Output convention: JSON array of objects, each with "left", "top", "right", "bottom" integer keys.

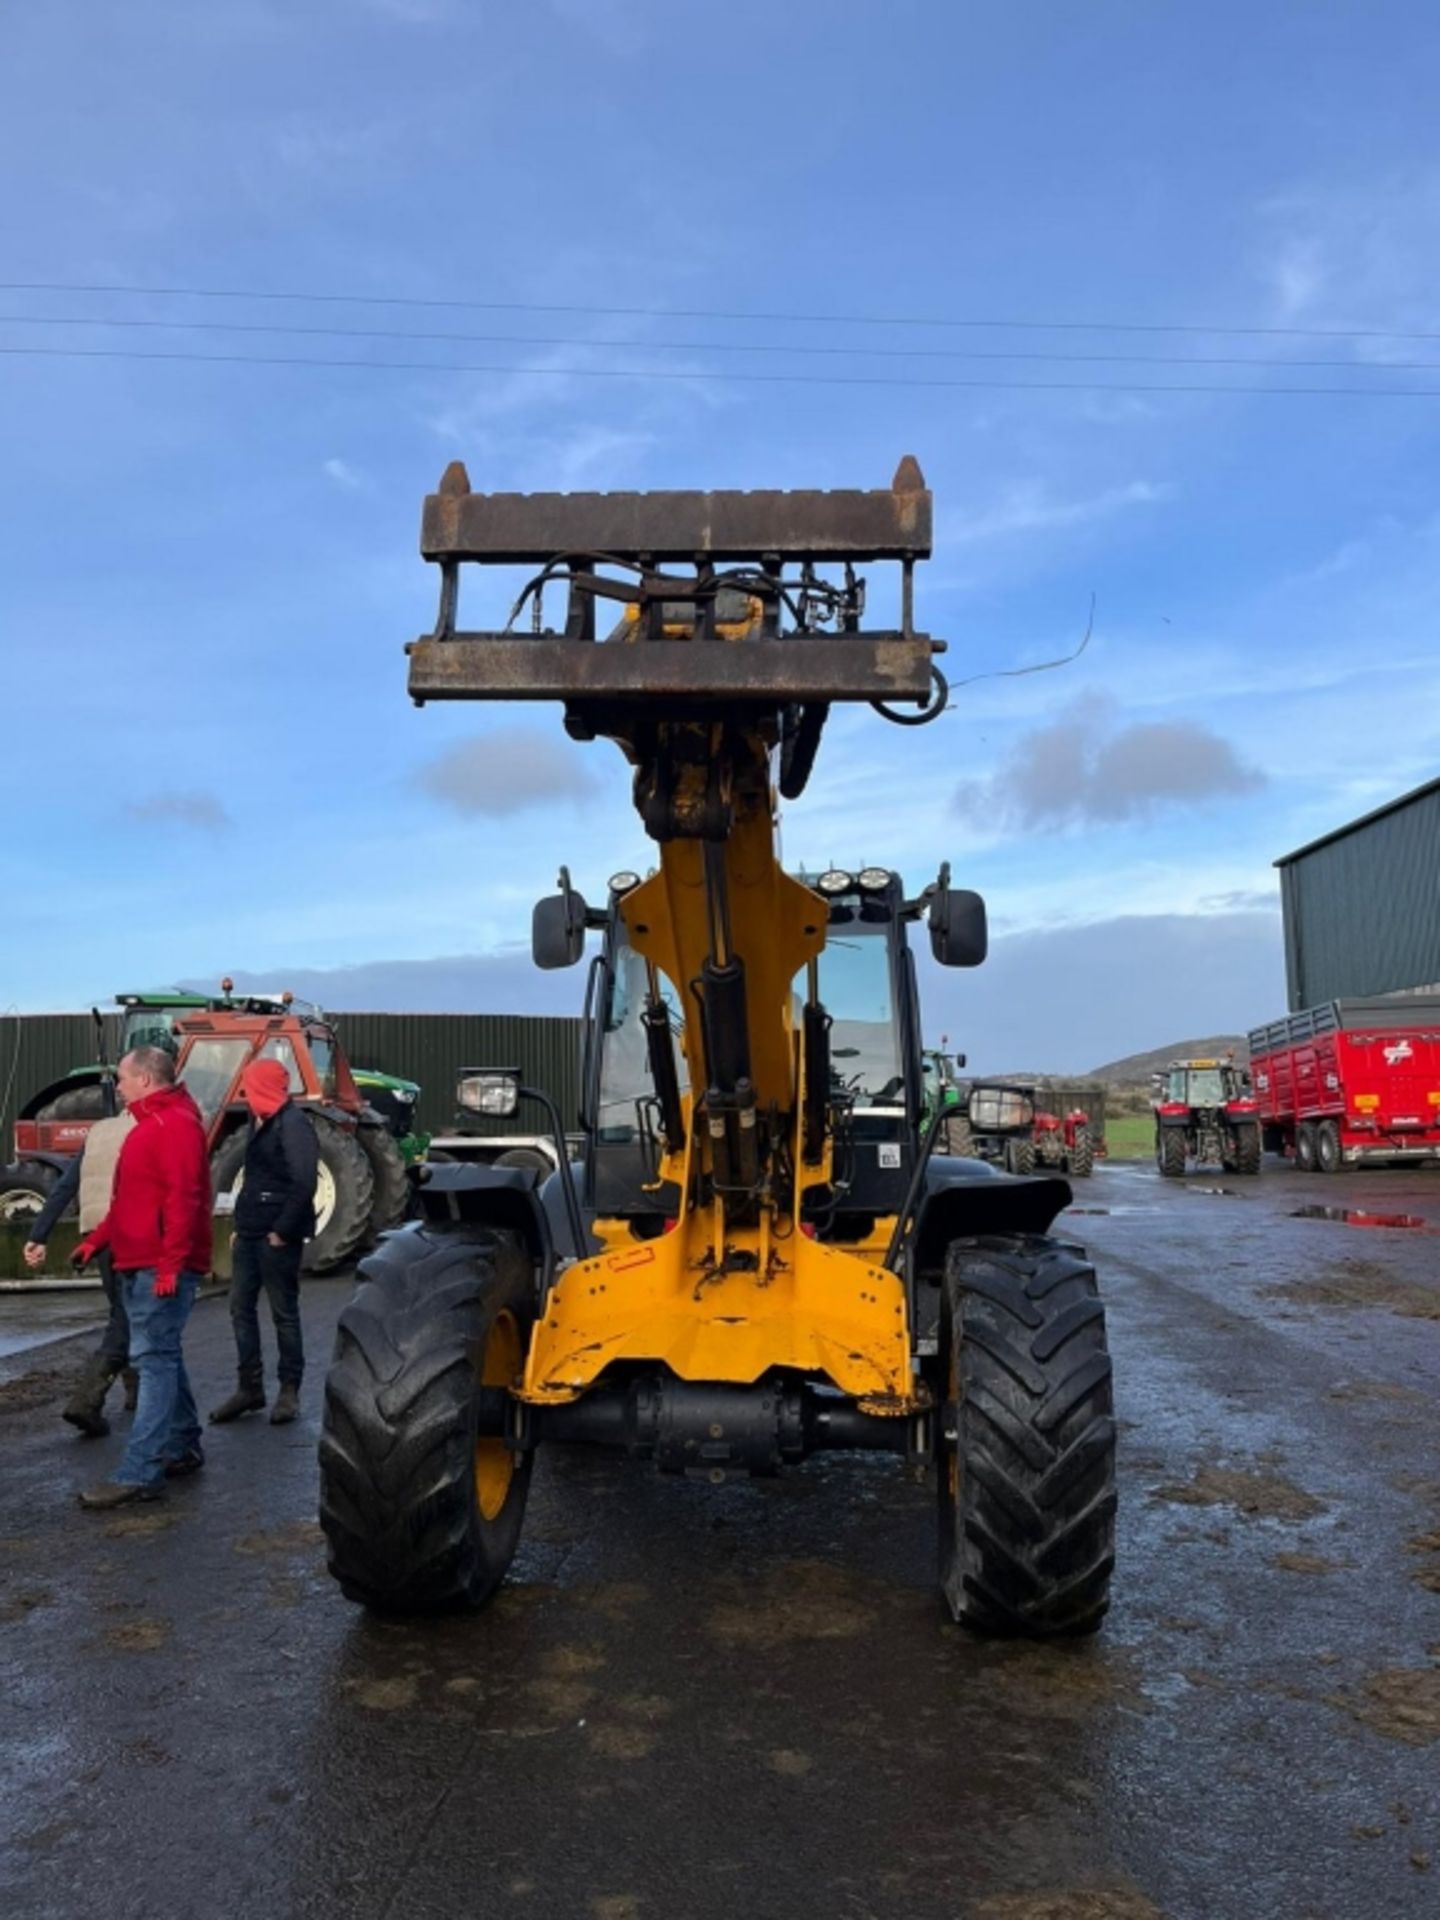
[
  {"left": 1290, "top": 1206, "right": 1426, "bottom": 1230},
  {"left": 1186, "top": 1186, "right": 1241, "bottom": 1198},
  {"left": 1066, "top": 1207, "right": 1110, "bottom": 1216}
]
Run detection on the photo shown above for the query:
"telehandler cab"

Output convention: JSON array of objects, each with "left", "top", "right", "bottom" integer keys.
[{"left": 319, "top": 460, "right": 1117, "bottom": 1635}]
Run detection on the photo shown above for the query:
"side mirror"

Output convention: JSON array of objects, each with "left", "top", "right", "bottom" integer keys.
[
  {"left": 533, "top": 865, "right": 588, "bottom": 969},
  {"left": 928, "top": 870, "right": 987, "bottom": 969}
]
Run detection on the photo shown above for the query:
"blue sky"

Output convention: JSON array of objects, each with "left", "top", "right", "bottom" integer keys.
[{"left": 3, "top": 1, "right": 1439, "bottom": 1069}]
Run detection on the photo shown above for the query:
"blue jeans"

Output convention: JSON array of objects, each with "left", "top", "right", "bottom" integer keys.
[
  {"left": 114, "top": 1269, "right": 202, "bottom": 1489},
  {"left": 231, "top": 1235, "right": 305, "bottom": 1389}
]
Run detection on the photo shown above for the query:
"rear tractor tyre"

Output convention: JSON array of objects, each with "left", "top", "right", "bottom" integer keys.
[
  {"left": 35, "top": 1084, "right": 110, "bottom": 1124},
  {"left": 1315, "top": 1120, "right": 1344, "bottom": 1176},
  {"left": 1005, "top": 1137, "right": 1036, "bottom": 1177},
  {"left": 937, "top": 1234, "right": 1116, "bottom": 1636},
  {"left": 943, "top": 1113, "right": 975, "bottom": 1158},
  {"left": 1234, "top": 1122, "right": 1263, "bottom": 1176},
  {"left": 1068, "top": 1127, "right": 1095, "bottom": 1178},
  {"left": 1156, "top": 1128, "right": 1187, "bottom": 1178},
  {"left": 303, "top": 1115, "right": 375, "bottom": 1273},
  {"left": 0, "top": 1161, "right": 60, "bottom": 1226},
  {"left": 318, "top": 1223, "right": 536, "bottom": 1613},
  {"left": 1296, "top": 1123, "right": 1319, "bottom": 1174},
  {"left": 358, "top": 1123, "right": 411, "bottom": 1234}
]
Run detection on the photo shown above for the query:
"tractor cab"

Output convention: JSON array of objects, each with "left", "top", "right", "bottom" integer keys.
[{"left": 1153, "top": 1057, "right": 1261, "bottom": 1178}]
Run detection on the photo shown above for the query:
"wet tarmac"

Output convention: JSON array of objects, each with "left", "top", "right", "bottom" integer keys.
[{"left": 2, "top": 1162, "right": 1438, "bottom": 1919}]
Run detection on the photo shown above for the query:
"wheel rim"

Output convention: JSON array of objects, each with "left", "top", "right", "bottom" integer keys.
[
  {"left": 474, "top": 1310, "right": 522, "bottom": 1522},
  {"left": 313, "top": 1160, "right": 337, "bottom": 1235},
  {"left": 0, "top": 1188, "right": 45, "bottom": 1224}
]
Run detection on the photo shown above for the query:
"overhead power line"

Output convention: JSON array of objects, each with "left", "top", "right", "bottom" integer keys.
[
  {"left": 1, "top": 277, "right": 1439, "bottom": 344},
  {"left": 3, "top": 341, "right": 1440, "bottom": 397},
  {"left": 2, "top": 310, "right": 1438, "bottom": 372}
]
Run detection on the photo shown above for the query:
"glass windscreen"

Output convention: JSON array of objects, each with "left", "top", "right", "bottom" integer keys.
[
  {"left": 179, "top": 1038, "right": 251, "bottom": 1125},
  {"left": 813, "top": 918, "right": 903, "bottom": 1107},
  {"left": 1182, "top": 1069, "right": 1226, "bottom": 1105},
  {"left": 597, "top": 939, "right": 688, "bottom": 1141}
]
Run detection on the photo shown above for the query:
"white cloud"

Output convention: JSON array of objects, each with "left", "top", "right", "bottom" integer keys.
[
  {"left": 323, "top": 458, "right": 364, "bottom": 489},
  {"left": 415, "top": 729, "right": 600, "bottom": 817},
  {"left": 942, "top": 480, "right": 1171, "bottom": 547}
]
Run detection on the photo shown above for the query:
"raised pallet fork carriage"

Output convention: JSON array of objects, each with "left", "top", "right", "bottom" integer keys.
[{"left": 318, "top": 459, "right": 1117, "bottom": 1635}]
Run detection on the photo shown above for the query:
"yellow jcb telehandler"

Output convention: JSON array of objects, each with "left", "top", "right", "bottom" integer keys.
[{"left": 318, "top": 458, "right": 1117, "bottom": 1635}]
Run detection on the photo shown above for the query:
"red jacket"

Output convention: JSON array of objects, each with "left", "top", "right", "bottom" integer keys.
[{"left": 86, "top": 1083, "right": 213, "bottom": 1283}]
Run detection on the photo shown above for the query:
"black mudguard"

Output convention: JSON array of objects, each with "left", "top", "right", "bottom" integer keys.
[{"left": 910, "top": 1156, "right": 1073, "bottom": 1278}]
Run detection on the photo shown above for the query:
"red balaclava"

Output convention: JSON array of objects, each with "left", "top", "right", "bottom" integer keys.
[{"left": 240, "top": 1059, "right": 291, "bottom": 1119}]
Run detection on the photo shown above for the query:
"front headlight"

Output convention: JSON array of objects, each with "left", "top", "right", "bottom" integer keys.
[{"left": 815, "top": 869, "right": 854, "bottom": 896}]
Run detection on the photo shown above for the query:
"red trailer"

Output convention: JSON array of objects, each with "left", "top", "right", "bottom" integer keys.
[{"left": 1247, "top": 997, "right": 1440, "bottom": 1172}]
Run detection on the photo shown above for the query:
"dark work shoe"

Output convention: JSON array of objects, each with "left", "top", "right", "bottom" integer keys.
[
  {"left": 163, "top": 1448, "right": 205, "bottom": 1480},
  {"left": 122, "top": 1368, "right": 140, "bottom": 1412},
  {"left": 62, "top": 1358, "right": 120, "bottom": 1439},
  {"left": 78, "top": 1481, "right": 164, "bottom": 1511},
  {"left": 269, "top": 1384, "right": 300, "bottom": 1426},
  {"left": 209, "top": 1385, "right": 266, "bottom": 1424}
]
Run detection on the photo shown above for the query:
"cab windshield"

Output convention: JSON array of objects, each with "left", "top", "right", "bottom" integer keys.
[
  {"left": 814, "top": 917, "right": 903, "bottom": 1108},
  {"left": 1178, "top": 1068, "right": 1226, "bottom": 1105},
  {"left": 180, "top": 1037, "right": 251, "bottom": 1125},
  {"left": 597, "top": 940, "right": 688, "bottom": 1140}
]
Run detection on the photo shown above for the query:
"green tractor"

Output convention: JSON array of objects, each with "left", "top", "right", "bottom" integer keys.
[{"left": 920, "top": 1045, "right": 973, "bottom": 1153}]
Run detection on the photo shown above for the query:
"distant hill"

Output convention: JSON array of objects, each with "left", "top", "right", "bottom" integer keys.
[{"left": 1086, "top": 1035, "right": 1249, "bottom": 1086}]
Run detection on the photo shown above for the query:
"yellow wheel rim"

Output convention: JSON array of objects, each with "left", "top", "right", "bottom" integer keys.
[{"left": 473, "top": 1310, "right": 521, "bottom": 1522}]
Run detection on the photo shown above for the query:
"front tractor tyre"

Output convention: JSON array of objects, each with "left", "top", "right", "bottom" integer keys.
[
  {"left": 34, "top": 1084, "right": 110, "bottom": 1124},
  {"left": 937, "top": 1234, "right": 1116, "bottom": 1636},
  {"left": 1068, "top": 1126, "right": 1095, "bottom": 1178},
  {"left": 318, "top": 1224, "right": 536, "bottom": 1614},
  {"left": 1156, "top": 1127, "right": 1187, "bottom": 1178},
  {"left": 358, "top": 1122, "right": 411, "bottom": 1235},
  {"left": 1005, "top": 1137, "right": 1036, "bottom": 1177}
]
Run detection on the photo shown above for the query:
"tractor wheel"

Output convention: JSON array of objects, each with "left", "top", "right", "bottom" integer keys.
[
  {"left": 1156, "top": 1127, "right": 1187, "bottom": 1178},
  {"left": 359, "top": 1123, "right": 411, "bottom": 1234},
  {"left": 0, "top": 1161, "right": 60, "bottom": 1227},
  {"left": 1068, "top": 1127, "right": 1095, "bottom": 1178},
  {"left": 1005, "top": 1137, "right": 1036, "bottom": 1177},
  {"left": 304, "top": 1115, "right": 375, "bottom": 1273},
  {"left": 943, "top": 1113, "right": 975, "bottom": 1157},
  {"left": 1315, "top": 1120, "right": 1345, "bottom": 1175},
  {"left": 1234, "top": 1122, "right": 1263, "bottom": 1176},
  {"left": 35, "top": 1084, "right": 109, "bottom": 1124},
  {"left": 318, "top": 1223, "right": 536, "bottom": 1613},
  {"left": 937, "top": 1234, "right": 1116, "bottom": 1636},
  {"left": 1296, "top": 1123, "right": 1319, "bottom": 1174},
  {"left": 493, "top": 1147, "right": 554, "bottom": 1174}
]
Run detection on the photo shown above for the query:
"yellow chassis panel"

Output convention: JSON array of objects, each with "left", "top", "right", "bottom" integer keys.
[{"left": 519, "top": 1229, "right": 913, "bottom": 1406}]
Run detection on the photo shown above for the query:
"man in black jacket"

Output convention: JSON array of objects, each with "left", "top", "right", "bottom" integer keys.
[{"left": 209, "top": 1057, "right": 318, "bottom": 1427}]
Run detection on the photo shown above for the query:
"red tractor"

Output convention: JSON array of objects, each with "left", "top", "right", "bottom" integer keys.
[
  {"left": 1152, "top": 1058, "right": 1261, "bottom": 1178},
  {"left": 7, "top": 998, "right": 409, "bottom": 1270},
  {"left": 1032, "top": 1103, "right": 1096, "bottom": 1178}
]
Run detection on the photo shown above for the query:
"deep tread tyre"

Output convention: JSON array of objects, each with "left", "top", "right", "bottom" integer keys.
[
  {"left": 319, "top": 1223, "right": 536, "bottom": 1613},
  {"left": 304, "top": 1115, "right": 375, "bottom": 1273},
  {"left": 493, "top": 1147, "right": 554, "bottom": 1173},
  {"left": 1235, "top": 1122, "right": 1263, "bottom": 1176},
  {"left": 943, "top": 1114, "right": 975, "bottom": 1158},
  {"left": 0, "top": 1160, "right": 60, "bottom": 1225},
  {"left": 1296, "top": 1123, "right": 1319, "bottom": 1174},
  {"left": 938, "top": 1233, "right": 1116, "bottom": 1637},
  {"left": 1005, "top": 1137, "right": 1036, "bottom": 1177},
  {"left": 358, "top": 1123, "right": 411, "bottom": 1233},
  {"left": 1157, "top": 1127, "right": 1186, "bottom": 1178},
  {"left": 1315, "top": 1120, "right": 1344, "bottom": 1175},
  {"left": 1068, "top": 1127, "right": 1095, "bottom": 1178},
  {"left": 35, "top": 1083, "right": 109, "bottom": 1124}
]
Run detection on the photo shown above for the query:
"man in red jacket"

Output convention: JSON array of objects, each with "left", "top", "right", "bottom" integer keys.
[{"left": 73, "top": 1046, "right": 213, "bottom": 1508}]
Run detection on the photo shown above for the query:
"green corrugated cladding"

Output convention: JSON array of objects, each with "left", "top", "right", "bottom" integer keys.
[{"left": 0, "top": 1012, "right": 582, "bottom": 1146}]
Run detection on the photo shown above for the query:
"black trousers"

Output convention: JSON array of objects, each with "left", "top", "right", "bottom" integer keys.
[
  {"left": 96, "top": 1249, "right": 131, "bottom": 1371},
  {"left": 230, "top": 1234, "right": 305, "bottom": 1388}
]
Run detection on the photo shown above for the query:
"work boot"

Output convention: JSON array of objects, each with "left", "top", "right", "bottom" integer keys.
[
  {"left": 163, "top": 1448, "right": 205, "bottom": 1480},
  {"left": 209, "top": 1383, "right": 266, "bottom": 1424},
  {"left": 77, "top": 1481, "right": 164, "bottom": 1510},
  {"left": 122, "top": 1368, "right": 139, "bottom": 1412},
  {"left": 269, "top": 1383, "right": 300, "bottom": 1426},
  {"left": 62, "top": 1357, "right": 120, "bottom": 1439}
]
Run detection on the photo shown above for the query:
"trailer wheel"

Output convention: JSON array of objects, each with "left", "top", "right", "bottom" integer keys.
[
  {"left": 1005, "top": 1137, "right": 1036, "bottom": 1177},
  {"left": 1315, "top": 1121, "right": 1345, "bottom": 1175},
  {"left": 1156, "top": 1128, "right": 1186, "bottom": 1178},
  {"left": 1068, "top": 1127, "right": 1095, "bottom": 1178},
  {"left": 937, "top": 1233, "right": 1116, "bottom": 1636},
  {"left": 1296, "top": 1123, "right": 1319, "bottom": 1173},
  {"left": 319, "top": 1223, "right": 535, "bottom": 1613}
]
